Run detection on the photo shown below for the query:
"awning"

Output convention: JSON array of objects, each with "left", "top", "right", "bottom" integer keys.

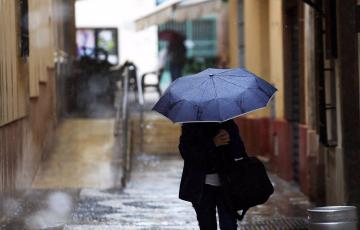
[{"left": 135, "top": 0, "right": 222, "bottom": 31}]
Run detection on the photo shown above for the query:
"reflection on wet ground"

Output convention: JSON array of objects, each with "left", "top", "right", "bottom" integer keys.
[
  {"left": 32, "top": 119, "right": 121, "bottom": 189},
  {"left": 68, "top": 154, "right": 311, "bottom": 229},
  {"left": 1, "top": 114, "right": 312, "bottom": 229},
  {"left": 2, "top": 189, "right": 77, "bottom": 229},
  {"left": 2, "top": 153, "right": 312, "bottom": 229},
  {"left": 68, "top": 154, "right": 195, "bottom": 229}
]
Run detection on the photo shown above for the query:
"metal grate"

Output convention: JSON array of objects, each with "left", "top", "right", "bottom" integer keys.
[
  {"left": 192, "top": 19, "right": 216, "bottom": 40},
  {"left": 239, "top": 217, "right": 308, "bottom": 230}
]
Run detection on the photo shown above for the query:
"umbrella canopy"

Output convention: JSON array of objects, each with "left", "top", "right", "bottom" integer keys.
[
  {"left": 158, "top": 29, "right": 186, "bottom": 43},
  {"left": 152, "top": 68, "right": 277, "bottom": 123}
]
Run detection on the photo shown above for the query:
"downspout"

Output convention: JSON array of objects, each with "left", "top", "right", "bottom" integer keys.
[{"left": 302, "top": 0, "right": 325, "bottom": 16}]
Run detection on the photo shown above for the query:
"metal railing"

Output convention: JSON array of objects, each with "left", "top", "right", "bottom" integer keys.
[{"left": 114, "top": 63, "right": 144, "bottom": 187}]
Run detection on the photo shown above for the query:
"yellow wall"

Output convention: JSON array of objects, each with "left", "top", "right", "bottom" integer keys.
[
  {"left": 0, "top": 0, "right": 26, "bottom": 126},
  {"left": 243, "top": 0, "right": 270, "bottom": 117},
  {"left": 217, "top": 2, "right": 230, "bottom": 67},
  {"left": 244, "top": 0, "right": 270, "bottom": 79},
  {"left": 1, "top": 0, "right": 76, "bottom": 193},
  {"left": 268, "top": 0, "right": 284, "bottom": 119},
  {"left": 227, "top": 0, "right": 284, "bottom": 118},
  {"left": 228, "top": 0, "right": 239, "bottom": 68}
]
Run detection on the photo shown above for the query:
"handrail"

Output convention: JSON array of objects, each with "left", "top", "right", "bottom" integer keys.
[
  {"left": 114, "top": 62, "right": 145, "bottom": 187},
  {"left": 136, "top": 68, "right": 145, "bottom": 154},
  {"left": 121, "top": 67, "right": 130, "bottom": 187}
]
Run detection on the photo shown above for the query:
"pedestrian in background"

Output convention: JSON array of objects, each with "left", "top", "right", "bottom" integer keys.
[
  {"left": 178, "top": 119, "right": 247, "bottom": 230},
  {"left": 168, "top": 40, "right": 186, "bottom": 81}
]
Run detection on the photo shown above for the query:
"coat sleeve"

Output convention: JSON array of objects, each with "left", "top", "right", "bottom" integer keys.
[{"left": 178, "top": 124, "right": 216, "bottom": 164}]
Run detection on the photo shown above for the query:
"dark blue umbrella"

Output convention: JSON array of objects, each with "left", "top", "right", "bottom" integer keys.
[{"left": 152, "top": 68, "right": 277, "bottom": 123}]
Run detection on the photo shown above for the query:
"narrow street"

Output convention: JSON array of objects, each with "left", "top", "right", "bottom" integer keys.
[
  {"left": 1, "top": 111, "right": 312, "bottom": 229},
  {"left": 1, "top": 0, "right": 360, "bottom": 229},
  {"left": 66, "top": 153, "right": 311, "bottom": 230}
]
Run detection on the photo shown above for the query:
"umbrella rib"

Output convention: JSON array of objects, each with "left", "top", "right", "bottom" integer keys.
[
  {"left": 255, "top": 85, "right": 272, "bottom": 98},
  {"left": 249, "top": 88, "right": 271, "bottom": 104},
  {"left": 173, "top": 78, "right": 209, "bottom": 101},
  {"left": 213, "top": 69, "right": 234, "bottom": 75},
  {"left": 255, "top": 78, "right": 276, "bottom": 97},
  {"left": 218, "top": 74, "right": 253, "bottom": 78},
  {"left": 194, "top": 78, "right": 217, "bottom": 120},
  {"left": 193, "top": 80, "right": 210, "bottom": 120},
  {"left": 236, "top": 95, "right": 244, "bottom": 114},
  {"left": 211, "top": 77, "right": 218, "bottom": 97},
  {"left": 198, "top": 80, "right": 209, "bottom": 103},
  {"left": 216, "top": 76, "right": 248, "bottom": 89},
  {"left": 197, "top": 78, "right": 210, "bottom": 88},
  {"left": 168, "top": 99, "right": 197, "bottom": 114},
  {"left": 241, "top": 68, "right": 261, "bottom": 77},
  {"left": 186, "top": 78, "right": 208, "bottom": 93}
]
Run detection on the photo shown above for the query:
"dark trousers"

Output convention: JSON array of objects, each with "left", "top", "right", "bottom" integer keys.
[
  {"left": 192, "top": 185, "right": 238, "bottom": 230},
  {"left": 169, "top": 64, "right": 183, "bottom": 82}
]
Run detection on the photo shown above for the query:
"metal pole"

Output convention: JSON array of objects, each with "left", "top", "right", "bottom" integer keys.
[
  {"left": 121, "top": 67, "right": 129, "bottom": 187},
  {"left": 136, "top": 71, "right": 145, "bottom": 154}
]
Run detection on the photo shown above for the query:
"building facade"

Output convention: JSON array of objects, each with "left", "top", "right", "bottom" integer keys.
[
  {"left": 0, "top": 0, "right": 76, "bottom": 199},
  {"left": 226, "top": 0, "right": 360, "bottom": 214}
]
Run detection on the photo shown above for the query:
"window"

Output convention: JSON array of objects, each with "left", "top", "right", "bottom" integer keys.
[
  {"left": 159, "top": 18, "right": 217, "bottom": 58},
  {"left": 20, "top": 0, "right": 29, "bottom": 57},
  {"left": 317, "top": 0, "right": 338, "bottom": 147},
  {"left": 76, "top": 28, "right": 119, "bottom": 65}
]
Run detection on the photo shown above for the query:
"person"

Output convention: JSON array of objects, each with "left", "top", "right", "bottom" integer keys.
[
  {"left": 157, "top": 47, "right": 168, "bottom": 73},
  {"left": 178, "top": 119, "right": 247, "bottom": 230},
  {"left": 168, "top": 40, "right": 186, "bottom": 81}
]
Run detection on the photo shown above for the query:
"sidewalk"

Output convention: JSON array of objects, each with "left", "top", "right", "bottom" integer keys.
[
  {"left": 66, "top": 153, "right": 311, "bottom": 230},
  {"left": 1, "top": 152, "right": 311, "bottom": 230},
  {"left": 1, "top": 95, "right": 312, "bottom": 229}
]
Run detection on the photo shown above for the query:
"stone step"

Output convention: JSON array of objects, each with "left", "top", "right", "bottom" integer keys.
[{"left": 131, "top": 115, "right": 181, "bottom": 154}]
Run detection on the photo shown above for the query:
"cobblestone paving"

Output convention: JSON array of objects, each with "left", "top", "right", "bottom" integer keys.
[
  {"left": 65, "top": 154, "right": 311, "bottom": 230},
  {"left": 66, "top": 154, "right": 197, "bottom": 229}
]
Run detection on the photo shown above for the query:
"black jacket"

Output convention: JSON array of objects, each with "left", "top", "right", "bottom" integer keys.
[{"left": 178, "top": 120, "right": 247, "bottom": 203}]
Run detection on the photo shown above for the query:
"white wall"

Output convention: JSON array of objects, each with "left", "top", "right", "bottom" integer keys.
[{"left": 75, "top": 0, "right": 158, "bottom": 75}]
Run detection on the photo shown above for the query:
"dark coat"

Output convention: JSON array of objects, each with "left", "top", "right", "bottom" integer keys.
[{"left": 178, "top": 119, "right": 247, "bottom": 204}]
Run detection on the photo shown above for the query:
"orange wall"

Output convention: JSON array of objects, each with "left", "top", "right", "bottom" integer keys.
[
  {"left": 0, "top": 0, "right": 76, "bottom": 194},
  {"left": 0, "top": 70, "right": 56, "bottom": 193},
  {"left": 228, "top": 0, "right": 285, "bottom": 119},
  {"left": 228, "top": 0, "right": 239, "bottom": 68}
]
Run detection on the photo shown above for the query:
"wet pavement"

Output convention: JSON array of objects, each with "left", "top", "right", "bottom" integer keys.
[
  {"left": 32, "top": 119, "right": 121, "bottom": 189},
  {"left": 66, "top": 154, "right": 312, "bottom": 230},
  {"left": 1, "top": 112, "right": 312, "bottom": 229},
  {"left": 2, "top": 153, "right": 312, "bottom": 229}
]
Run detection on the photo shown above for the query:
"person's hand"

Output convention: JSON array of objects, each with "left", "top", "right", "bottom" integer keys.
[{"left": 213, "top": 129, "right": 230, "bottom": 147}]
